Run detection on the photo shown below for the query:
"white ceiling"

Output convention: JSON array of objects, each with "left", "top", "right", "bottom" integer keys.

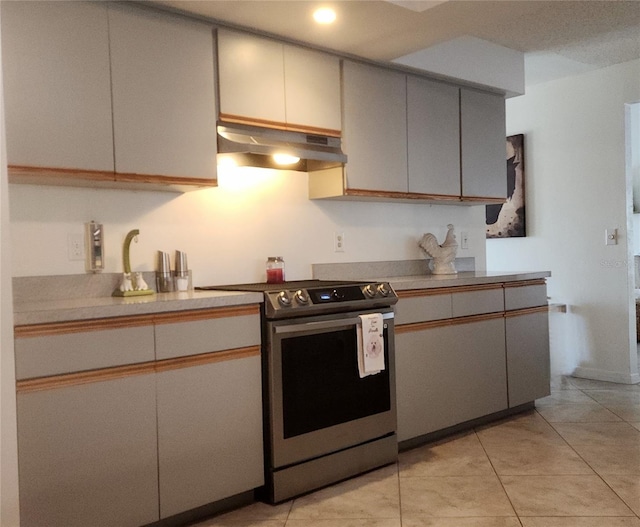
[{"left": 148, "top": 0, "right": 640, "bottom": 88}]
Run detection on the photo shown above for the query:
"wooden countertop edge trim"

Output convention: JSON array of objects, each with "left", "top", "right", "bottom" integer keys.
[
  {"left": 8, "top": 165, "right": 217, "bottom": 188},
  {"left": 397, "top": 279, "right": 547, "bottom": 298},
  {"left": 503, "top": 279, "right": 547, "bottom": 288},
  {"left": 16, "top": 345, "right": 261, "bottom": 393},
  {"left": 14, "top": 305, "right": 261, "bottom": 337},
  {"left": 397, "top": 283, "right": 503, "bottom": 298},
  {"left": 219, "top": 114, "right": 341, "bottom": 138}
]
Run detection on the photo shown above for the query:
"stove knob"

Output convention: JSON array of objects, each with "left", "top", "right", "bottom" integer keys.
[
  {"left": 277, "top": 291, "right": 292, "bottom": 307},
  {"left": 377, "top": 283, "right": 391, "bottom": 297},
  {"left": 295, "top": 289, "right": 309, "bottom": 305},
  {"left": 363, "top": 284, "right": 377, "bottom": 298}
]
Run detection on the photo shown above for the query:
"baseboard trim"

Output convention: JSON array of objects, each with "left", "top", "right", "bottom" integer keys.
[
  {"left": 572, "top": 366, "right": 640, "bottom": 385},
  {"left": 398, "top": 402, "right": 535, "bottom": 452}
]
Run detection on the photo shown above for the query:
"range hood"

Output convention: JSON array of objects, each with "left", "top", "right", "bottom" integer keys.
[{"left": 217, "top": 122, "right": 347, "bottom": 172}]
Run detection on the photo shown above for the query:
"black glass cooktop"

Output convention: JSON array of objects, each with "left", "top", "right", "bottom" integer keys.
[{"left": 196, "top": 279, "right": 360, "bottom": 293}]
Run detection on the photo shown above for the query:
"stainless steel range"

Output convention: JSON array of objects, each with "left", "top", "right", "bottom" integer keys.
[{"left": 198, "top": 280, "right": 398, "bottom": 503}]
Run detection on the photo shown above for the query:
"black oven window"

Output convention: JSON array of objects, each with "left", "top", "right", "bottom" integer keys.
[{"left": 281, "top": 327, "right": 391, "bottom": 439}]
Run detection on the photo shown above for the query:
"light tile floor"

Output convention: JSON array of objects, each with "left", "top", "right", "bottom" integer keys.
[{"left": 193, "top": 376, "right": 640, "bottom": 527}]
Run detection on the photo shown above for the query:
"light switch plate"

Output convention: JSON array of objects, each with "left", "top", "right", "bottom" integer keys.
[{"left": 605, "top": 228, "right": 617, "bottom": 246}]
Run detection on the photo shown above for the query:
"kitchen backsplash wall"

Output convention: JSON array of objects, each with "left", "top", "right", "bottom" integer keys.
[{"left": 9, "top": 166, "right": 487, "bottom": 285}]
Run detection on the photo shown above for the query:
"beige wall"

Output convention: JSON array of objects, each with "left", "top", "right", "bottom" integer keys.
[
  {"left": 9, "top": 168, "right": 487, "bottom": 285},
  {"left": 487, "top": 58, "right": 640, "bottom": 384}
]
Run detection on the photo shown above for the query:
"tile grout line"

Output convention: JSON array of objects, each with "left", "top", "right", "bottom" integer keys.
[
  {"left": 537, "top": 387, "right": 640, "bottom": 520},
  {"left": 471, "top": 427, "right": 524, "bottom": 525}
]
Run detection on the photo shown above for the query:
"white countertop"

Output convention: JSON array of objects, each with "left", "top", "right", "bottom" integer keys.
[{"left": 13, "top": 289, "right": 264, "bottom": 326}]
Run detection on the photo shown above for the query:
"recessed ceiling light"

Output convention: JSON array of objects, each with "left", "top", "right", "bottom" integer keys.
[{"left": 313, "top": 7, "right": 336, "bottom": 25}]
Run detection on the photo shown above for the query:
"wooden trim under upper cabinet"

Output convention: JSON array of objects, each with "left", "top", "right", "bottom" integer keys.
[
  {"left": 14, "top": 305, "right": 261, "bottom": 338},
  {"left": 460, "top": 196, "right": 507, "bottom": 204},
  {"left": 345, "top": 188, "right": 461, "bottom": 202},
  {"left": 8, "top": 165, "right": 116, "bottom": 184},
  {"left": 503, "top": 279, "right": 547, "bottom": 288},
  {"left": 8, "top": 165, "right": 217, "bottom": 190},
  {"left": 16, "top": 345, "right": 261, "bottom": 394},
  {"left": 397, "top": 283, "right": 503, "bottom": 299},
  {"left": 114, "top": 172, "right": 217, "bottom": 188},
  {"left": 219, "top": 113, "right": 341, "bottom": 138}
]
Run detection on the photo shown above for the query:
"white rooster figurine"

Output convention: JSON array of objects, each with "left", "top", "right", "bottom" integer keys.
[{"left": 419, "top": 224, "right": 459, "bottom": 275}]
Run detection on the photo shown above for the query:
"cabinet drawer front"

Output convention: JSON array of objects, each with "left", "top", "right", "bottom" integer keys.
[
  {"left": 15, "top": 325, "right": 155, "bottom": 380},
  {"left": 155, "top": 313, "right": 261, "bottom": 360},
  {"left": 451, "top": 288, "right": 504, "bottom": 318},
  {"left": 395, "top": 293, "right": 452, "bottom": 325},
  {"left": 505, "top": 284, "right": 547, "bottom": 311}
]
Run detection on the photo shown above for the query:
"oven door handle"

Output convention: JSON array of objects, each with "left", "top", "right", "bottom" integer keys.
[{"left": 274, "top": 311, "right": 394, "bottom": 335}]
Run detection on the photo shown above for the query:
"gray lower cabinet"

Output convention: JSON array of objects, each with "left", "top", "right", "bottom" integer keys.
[
  {"left": 17, "top": 375, "right": 159, "bottom": 527},
  {"left": 396, "top": 317, "right": 508, "bottom": 442},
  {"left": 157, "top": 354, "right": 264, "bottom": 518},
  {"left": 15, "top": 305, "right": 264, "bottom": 526},
  {"left": 506, "top": 310, "right": 551, "bottom": 407}
]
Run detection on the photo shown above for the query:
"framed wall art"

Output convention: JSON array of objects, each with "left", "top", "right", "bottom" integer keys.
[{"left": 486, "top": 133, "right": 526, "bottom": 238}]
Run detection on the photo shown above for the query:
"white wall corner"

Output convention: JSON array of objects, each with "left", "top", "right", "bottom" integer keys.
[
  {"left": 393, "top": 35, "right": 525, "bottom": 97},
  {"left": 0, "top": 9, "right": 21, "bottom": 524}
]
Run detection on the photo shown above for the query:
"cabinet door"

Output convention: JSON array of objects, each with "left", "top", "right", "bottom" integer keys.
[
  {"left": 342, "top": 61, "right": 408, "bottom": 193},
  {"left": 506, "top": 311, "right": 550, "bottom": 407},
  {"left": 218, "top": 29, "right": 286, "bottom": 125},
  {"left": 1, "top": 1, "right": 114, "bottom": 171},
  {"left": 17, "top": 376, "right": 159, "bottom": 527},
  {"left": 396, "top": 318, "right": 508, "bottom": 442},
  {"left": 108, "top": 4, "right": 217, "bottom": 179},
  {"left": 460, "top": 89, "right": 507, "bottom": 199},
  {"left": 407, "top": 76, "right": 461, "bottom": 196},
  {"left": 284, "top": 46, "right": 341, "bottom": 133},
  {"left": 157, "top": 354, "right": 264, "bottom": 518}
]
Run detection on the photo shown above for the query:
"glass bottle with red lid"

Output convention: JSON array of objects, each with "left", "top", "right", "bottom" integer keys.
[{"left": 266, "top": 256, "right": 285, "bottom": 284}]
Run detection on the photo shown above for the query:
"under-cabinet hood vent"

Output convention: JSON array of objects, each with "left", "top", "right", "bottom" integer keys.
[{"left": 217, "top": 122, "right": 347, "bottom": 172}]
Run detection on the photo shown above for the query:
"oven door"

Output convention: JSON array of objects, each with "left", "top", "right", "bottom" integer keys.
[{"left": 265, "top": 308, "right": 396, "bottom": 469}]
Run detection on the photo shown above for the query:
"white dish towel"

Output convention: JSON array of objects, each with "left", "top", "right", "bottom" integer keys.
[{"left": 357, "top": 313, "right": 385, "bottom": 378}]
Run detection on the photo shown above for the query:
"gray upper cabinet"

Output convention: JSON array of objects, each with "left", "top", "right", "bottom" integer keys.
[
  {"left": 1, "top": 1, "right": 114, "bottom": 172},
  {"left": 2, "top": 1, "right": 217, "bottom": 190},
  {"left": 108, "top": 4, "right": 217, "bottom": 181},
  {"left": 218, "top": 29, "right": 286, "bottom": 126},
  {"left": 217, "top": 29, "right": 341, "bottom": 134},
  {"left": 407, "top": 76, "right": 461, "bottom": 197},
  {"left": 460, "top": 88, "right": 507, "bottom": 200},
  {"left": 311, "top": 63, "right": 506, "bottom": 204},
  {"left": 342, "top": 61, "right": 408, "bottom": 193}
]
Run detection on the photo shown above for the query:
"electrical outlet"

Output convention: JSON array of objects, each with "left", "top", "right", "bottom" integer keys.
[
  {"left": 334, "top": 231, "right": 345, "bottom": 252},
  {"left": 460, "top": 231, "right": 469, "bottom": 250},
  {"left": 67, "top": 233, "right": 85, "bottom": 261}
]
